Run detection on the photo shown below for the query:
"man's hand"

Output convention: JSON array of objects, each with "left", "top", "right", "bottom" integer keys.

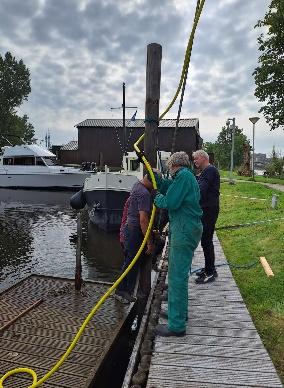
[
  {"left": 146, "top": 241, "right": 155, "bottom": 255},
  {"left": 151, "top": 189, "right": 158, "bottom": 201}
]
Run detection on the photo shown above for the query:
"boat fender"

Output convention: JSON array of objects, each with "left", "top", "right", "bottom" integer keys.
[{"left": 70, "top": 189, "right": 87, "bottom": 209}]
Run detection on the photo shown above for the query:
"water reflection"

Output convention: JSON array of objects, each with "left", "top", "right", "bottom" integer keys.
[
  {"left": 82, "top": 222, "right": 123, "bottom": 281},
  {"left": 0, "top": 189, "right": 123, "bottom": 292}
]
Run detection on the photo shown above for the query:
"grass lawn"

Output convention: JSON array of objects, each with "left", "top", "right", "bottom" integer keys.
[
  {"left": 219, "top": 169, "right": 284, "bottom": 185},
  {"left": 217, "top": 181, "right": 284, "bottom": 382}
]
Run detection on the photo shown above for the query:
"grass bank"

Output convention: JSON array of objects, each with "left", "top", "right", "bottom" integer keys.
[
  {"left": 219, "top": 169, "right": 284, "bottom": 185},
  {"left": 217, "top": 181, "right": 284, "bottom": 382}
]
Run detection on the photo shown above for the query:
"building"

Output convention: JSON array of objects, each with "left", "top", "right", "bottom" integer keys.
[
  {"left": 67, "top": 118, "right": 202, "bottom": 167},
  {"left": 58, "top": 140, "right": 79, "bottom": 165}
]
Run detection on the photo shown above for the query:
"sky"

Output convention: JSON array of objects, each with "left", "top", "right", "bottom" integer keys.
[{"left": 0, "top": 0, "right": 283, "bottom": 156}]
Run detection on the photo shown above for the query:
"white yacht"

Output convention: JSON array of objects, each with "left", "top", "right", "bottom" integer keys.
[
  {"left": 78, "top": 151, "right": 170, "bottom": 232},
  {"left": 0, "top": 144, "right": 90, "bottom": 190}
]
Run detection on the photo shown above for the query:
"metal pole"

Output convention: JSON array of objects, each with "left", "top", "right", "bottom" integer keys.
[
  {"left": 229, "top": 118, "right": 235, "bottom": 184},
  {"left": 122, "top": 82, "right": 126, "bottom": 155},
  {"left": 252, "top": 122, "right": 255, "bottom": 181}
]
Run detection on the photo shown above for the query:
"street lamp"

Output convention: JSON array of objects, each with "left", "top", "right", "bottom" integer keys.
[
  {"left": 226, "top": 118, "right": 236, "bottom": 184},
  {"left": 249, "top": 116, "right": 260, "bottom": 180}
]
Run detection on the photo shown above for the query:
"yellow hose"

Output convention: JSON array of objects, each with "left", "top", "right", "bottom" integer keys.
[
  {"left": 0, "top": 1, "right": 205, "bottom": 386},
  {"left": 0, "top": 154, "right": 157, "bottom": 388}
]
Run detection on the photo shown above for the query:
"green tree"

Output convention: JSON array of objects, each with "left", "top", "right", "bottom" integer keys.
[
  {"left": 253, "top": 0, "right": 284, "bottom": 130},
  {"left": 213, "top": 126, "right": 250, "bottom": 170},
  {"left": 0, "top": 51, "right": 34, "bottom": 146},
  {"left": 265, "top": 147, "right": 284, "bottom": 177},
  {"left": 203, "top": 142, "right": 216, "bottom": 154}
]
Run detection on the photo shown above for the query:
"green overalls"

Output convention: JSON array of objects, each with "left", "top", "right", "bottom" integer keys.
[{"left": 154, "top": 167, "right": 203, "bottom": 333}]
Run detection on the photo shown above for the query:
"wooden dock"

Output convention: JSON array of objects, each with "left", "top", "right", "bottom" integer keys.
[
  {"left": 0, "top": 275, "right": 132, "bottom": 388},
  {"left": 146, "top": 235, "right": 283, "bottom": 388}
]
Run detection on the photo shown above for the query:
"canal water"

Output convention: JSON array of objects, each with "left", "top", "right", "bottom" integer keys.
[{"left": 0, "top": 189, "right": 124, "bottom": 292}]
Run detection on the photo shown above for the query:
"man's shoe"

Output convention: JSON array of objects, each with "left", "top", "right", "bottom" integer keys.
[
  {"left": 155, "top": 324, "right": 186, "bottom": 337},
  {"left": 195, "top": 267, "right": 205, "bottom": 276},
  {"left": 160, "top": 309, "right": 188, "bottom": 321},
  {"left": 195, "top": 272, "right": 216, "bottom": 284},
  {"left": 195, "top": 268, "right": 218, "bottom": 278}
]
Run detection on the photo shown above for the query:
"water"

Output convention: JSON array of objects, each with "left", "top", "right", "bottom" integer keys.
[{"left": 0, "top": 189, "right": 123, "bottom": 292}]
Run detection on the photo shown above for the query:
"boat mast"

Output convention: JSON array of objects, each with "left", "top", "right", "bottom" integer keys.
[
  {"left": 122, "top": 82, "right": 126, "bottom": 155},
  {"left": 111, "top": 83, "right": 137, "bottom": 157}
]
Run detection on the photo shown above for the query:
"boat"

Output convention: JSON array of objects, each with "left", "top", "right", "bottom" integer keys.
[
  {"left": 0, "top": 144, "right": 90, "bottom": 190},
  {"left": 76, "top": 151, "right": 170, "bottom": 232}
]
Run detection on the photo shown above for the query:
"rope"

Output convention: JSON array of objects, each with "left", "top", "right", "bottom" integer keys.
[
  {"left": 190, "top": 260, "right": 259, "bottom": 275},
  {"left": 160, "top": 0, "right": 206, "bottom": 120},
  {"left": 171, "top": 0, "right": 201, "bottom": 154},
  {"left": 216, "top": 217, "right": 284, "bottom": 230}
]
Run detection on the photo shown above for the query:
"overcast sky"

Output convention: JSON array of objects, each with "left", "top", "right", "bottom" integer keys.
[{"left": 0, "top": 0, "right": 282, "bottom": 155}]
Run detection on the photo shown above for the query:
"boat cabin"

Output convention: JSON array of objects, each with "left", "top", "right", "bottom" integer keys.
[
  {"left": 122, "top": 151, "right": 171, "bottom": 177},
  {"left": 0, "top": 145, "right": 57, "bottom": 168}
]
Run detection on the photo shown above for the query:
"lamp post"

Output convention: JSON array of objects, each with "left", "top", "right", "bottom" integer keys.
[
  {"left": 249, "top": 117, "right": 260, "bottom": 180},
  {"left": 226, "top": 118, "right": 236, "bottom": 184}
]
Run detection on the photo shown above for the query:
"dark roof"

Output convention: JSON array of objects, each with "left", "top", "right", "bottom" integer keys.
[
  {"left": 61, "top": 140, "right": 78, "bottom": 151},
  {"left": 75, "top": 118, "right": 199, "bottom": 129}
]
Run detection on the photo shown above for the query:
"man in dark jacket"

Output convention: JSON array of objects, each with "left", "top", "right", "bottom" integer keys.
[
  {"left": 193, "top": 150, "right": 220, "bottom": 283},
  {"left": 115, "top": 175, "right": 155, "bottom": 303}
]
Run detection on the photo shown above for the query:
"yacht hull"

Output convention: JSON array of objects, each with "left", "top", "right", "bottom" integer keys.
[
  {"left": 0, "top": 172, "right": 89, "bottom": 190},
  {"left": 83, "top": 172, "right": 138, "bottom": 232}
]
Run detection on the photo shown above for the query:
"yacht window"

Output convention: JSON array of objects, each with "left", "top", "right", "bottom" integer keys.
[
  {"left": 36, "top": 157, "right": 46, "bottom": 166},
  {"left": 42, "top": 157, "right": 57, "bottom": 166},
  {"left": 130, "top": 159, "right": 140, "bottom": 171},
  {"left": 13, "top": 157, "right": 35, "bottom": 165},
  {"left": 3, "top": 158, "right": 14, "bottom": 165}
]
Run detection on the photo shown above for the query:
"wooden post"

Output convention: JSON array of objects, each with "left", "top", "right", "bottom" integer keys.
[
  {"left": 144, "top": 43, "right": 162, "bottom": 169},
  {"left": 140, "top": 43, "right": 162, "bottom": 298},
  {"left": 75, "top": 211, "right": 83, "bottom": 290}
]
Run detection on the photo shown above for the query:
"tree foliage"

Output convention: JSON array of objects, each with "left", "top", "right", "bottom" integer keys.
[
  {"left": 0, "top": 51, "right": 34, "bottom": 146},
  {"left": 204, "top": 126, "right": 250, "bottom": 170},
  {"left": 253, "top": 0, "right": 284, "bottom": 130},
  {"left": 265, "top": 147, "right": 284, "bottom": 177}
]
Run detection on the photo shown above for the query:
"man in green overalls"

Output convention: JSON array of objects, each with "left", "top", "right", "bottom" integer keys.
[{"left": 153, "top": 151, "right": 203, "bottom": 337}]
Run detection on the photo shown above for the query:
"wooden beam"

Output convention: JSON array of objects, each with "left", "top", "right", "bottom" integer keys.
[
  {"left": 260, "top": 257, "right": 274, "bottom": 277},
  {"left": 0, "top": 299, "right": 43, "bottom": 332}
]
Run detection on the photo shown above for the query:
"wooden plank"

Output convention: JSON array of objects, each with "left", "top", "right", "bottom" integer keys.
[
  {"left": 147, "top": 364, "right": 283, "bottom": 387},
  {"left": 145, "top": 236, "right": 282, "bottom": 388},
  {"left": 150, "top": 353, "right": 275, "bottom": 373},
  {"left": 147, "top": 378, "right": 277, "bottom": 388},
  {"left": 154, "top": 334, "right": 264, "bottom": 349},
  {"left": 153, "top": 343, "right": 268, "bottom": 359},
  {"left": 186, "top": 326, "right": 260, "bottom": 339}
]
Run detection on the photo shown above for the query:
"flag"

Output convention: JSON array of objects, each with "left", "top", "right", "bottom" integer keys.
[{"left": 130, "top": 110, "right": 137, "bottom": 122}]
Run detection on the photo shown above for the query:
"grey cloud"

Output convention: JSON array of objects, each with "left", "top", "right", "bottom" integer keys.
[{"left": 1, "top": 0, "right": 278, "bottom": 154}]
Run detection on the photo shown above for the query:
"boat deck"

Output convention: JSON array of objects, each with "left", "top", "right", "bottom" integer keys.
[
  {"left": 0, "top": 275, "right": 131, "bottom": 388},
  {"left": 146, "top": 235, "right": 283, "bottom": 388}
]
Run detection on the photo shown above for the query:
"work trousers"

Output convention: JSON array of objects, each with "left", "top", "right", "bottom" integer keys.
[
  {"left": 117, "top": 225, "right": 144, "bottom": 295},
  {"left": 201, "top": 205, "right": 219, "bottom": 274},
  {"left": 168, "top": 221, "right": 203, "bottom": 333}
]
